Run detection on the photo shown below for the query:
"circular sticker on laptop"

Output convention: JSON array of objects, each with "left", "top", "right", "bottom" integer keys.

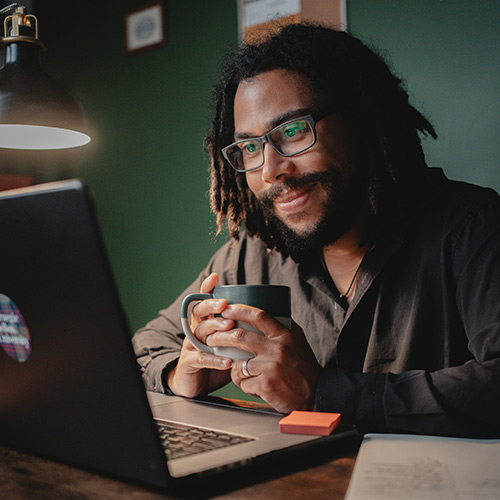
[{"left": 0, "top": 294, "right": 31, "bottom": 362}]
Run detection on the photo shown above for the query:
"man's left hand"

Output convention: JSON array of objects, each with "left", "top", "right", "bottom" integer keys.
[{"left": 206, "top": 304, "right": 320, "bottom": 413}]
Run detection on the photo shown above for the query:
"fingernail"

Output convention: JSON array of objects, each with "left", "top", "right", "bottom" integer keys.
[
  {"left": 220, "top": 307, "right": 232, "bottom": 317},
  {"left": 221, "top": 358, "right": 232, "bottom": 368},
  {"left": 213, "top": 299, "right": 227, "bottom": 310},
  {"left": 206, "top": 334, "right": 214, "bottom": 346}
]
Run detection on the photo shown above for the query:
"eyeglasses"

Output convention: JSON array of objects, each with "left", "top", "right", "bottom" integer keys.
[{"left": 222, "top": 107, "right": 336, "bottom": 173}]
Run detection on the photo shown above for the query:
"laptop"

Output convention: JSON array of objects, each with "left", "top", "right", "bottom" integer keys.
[{"left": 0, "top": 179, "right": 357, "bottom": 490}]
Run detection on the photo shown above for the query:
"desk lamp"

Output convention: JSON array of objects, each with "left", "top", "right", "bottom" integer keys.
[{"left": 0, "top": 3, "right": 90, "bottom": 149}]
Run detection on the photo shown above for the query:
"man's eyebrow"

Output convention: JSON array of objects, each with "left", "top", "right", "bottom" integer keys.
[{"left": 234, "top": 107, "right": 312, "bottom": 140}]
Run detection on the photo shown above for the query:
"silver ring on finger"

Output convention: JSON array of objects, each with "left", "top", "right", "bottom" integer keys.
[{"left": 242, "top": 359, "right": 251, "bottom": 378}]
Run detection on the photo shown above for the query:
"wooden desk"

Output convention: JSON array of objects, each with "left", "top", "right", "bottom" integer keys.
[{"left": 0, "top": 441, "right": 359, "bottom": 500}]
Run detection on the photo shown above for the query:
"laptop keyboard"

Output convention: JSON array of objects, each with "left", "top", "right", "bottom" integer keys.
[{"left": 155, "top": 420, "right": 256, "bottom": 460}]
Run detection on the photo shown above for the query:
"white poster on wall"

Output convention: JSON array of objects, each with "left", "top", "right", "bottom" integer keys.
[
  {"left": 239, "top": 0, "right": 301, "bottom": 30},
  {"left": 238, "top": 0, "right": 347, "bottom": 40}
]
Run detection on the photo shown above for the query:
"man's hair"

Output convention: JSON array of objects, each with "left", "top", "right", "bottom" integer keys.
[{"left": 205, "top": 23, "right": 437, "bottom": 249}]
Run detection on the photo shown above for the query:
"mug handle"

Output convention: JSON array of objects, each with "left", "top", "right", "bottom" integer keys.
[{"left": 180, "top": 293, "right": 215, "bottom": 353}]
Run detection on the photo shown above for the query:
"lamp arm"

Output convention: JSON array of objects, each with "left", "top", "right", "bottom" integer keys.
[{"left": 0, "top": 4, "right": 21, "bottom": 16}]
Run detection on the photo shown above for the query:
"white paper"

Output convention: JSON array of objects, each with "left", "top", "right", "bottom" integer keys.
[
  {"left": 345, "top": 434, "right": 500, "bottom": 500},
  {"left": 240, "top": 0, "right": 301, "bottom": 29}
]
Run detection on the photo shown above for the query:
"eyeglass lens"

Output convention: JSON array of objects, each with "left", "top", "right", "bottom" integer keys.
[{"left": 226, "top": 117, "right": 315, "bottom": 171}]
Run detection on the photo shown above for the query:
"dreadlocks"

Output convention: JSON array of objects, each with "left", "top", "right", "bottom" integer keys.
[{"left": 205, "top": 23, "right": 437, "bottom": 249}]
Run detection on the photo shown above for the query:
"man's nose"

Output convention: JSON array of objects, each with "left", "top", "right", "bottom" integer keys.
[{"left": 260, "top": 143, "right": 295, "bottom": 182}]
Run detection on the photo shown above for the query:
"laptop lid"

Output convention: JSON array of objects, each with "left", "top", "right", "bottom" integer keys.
[
  {"left": 0, "top": 180, "right": 357, "bottom": 489},
  {"left": 0, "top": 180, "right": 171, "bottom": 488}
]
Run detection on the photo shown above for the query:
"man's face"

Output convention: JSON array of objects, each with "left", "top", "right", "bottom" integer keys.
[{"left": 233, "top": 68, "right": 366, "bottom": 258}]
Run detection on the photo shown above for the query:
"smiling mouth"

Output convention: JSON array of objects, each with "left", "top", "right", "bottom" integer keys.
[
  {"left": 258, "top": 170, "right": 332, "bottom": 218},
  {"left": 273, "top": 184, "right": 317, "bottom": 214}
]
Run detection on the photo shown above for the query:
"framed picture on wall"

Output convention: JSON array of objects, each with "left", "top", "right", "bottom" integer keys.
[{"left": 125, "top": 2, "right": 166, "bottom": 53}]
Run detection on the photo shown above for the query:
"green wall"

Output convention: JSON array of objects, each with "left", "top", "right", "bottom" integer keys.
[
  {"left": 348, "top": 0, "right": 500, "bottom": 193},
  {"left": 1, "top": 0, "right": 499, "bottom": 337},
  {"left": 29, "top": 0, "right": 240, "bottom": 332}
]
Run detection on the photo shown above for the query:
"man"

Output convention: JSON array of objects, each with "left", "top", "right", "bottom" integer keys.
[{"left": 133, "top": 24, "right": 500, "bottom": 438}]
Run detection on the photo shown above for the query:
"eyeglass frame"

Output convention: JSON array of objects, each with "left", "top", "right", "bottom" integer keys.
[{"left": 221, "top": 106, "right": 337, "bottom": 173}]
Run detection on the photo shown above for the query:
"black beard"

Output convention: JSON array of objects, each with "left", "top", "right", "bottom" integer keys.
[{"left": 258, "top": 168, "right": 365, "bottom": 261}]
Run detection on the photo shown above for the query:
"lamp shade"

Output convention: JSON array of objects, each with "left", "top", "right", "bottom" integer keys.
[{"left": 0, "top": 8, "right": 90, "bottom": 150}]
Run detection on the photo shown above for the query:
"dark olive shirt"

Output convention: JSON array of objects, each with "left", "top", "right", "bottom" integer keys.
[{"left": 133, "top": 169, "right": 500, "bottom": 438}]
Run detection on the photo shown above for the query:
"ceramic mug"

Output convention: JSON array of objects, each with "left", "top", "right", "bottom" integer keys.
[{"left": 181, "top": 284, "right": 291, "bottom": 361}]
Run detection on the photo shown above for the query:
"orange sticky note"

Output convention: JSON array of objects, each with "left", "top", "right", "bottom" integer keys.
[{"left": 279, "top": 411, "right": 341, "bottom": 436}]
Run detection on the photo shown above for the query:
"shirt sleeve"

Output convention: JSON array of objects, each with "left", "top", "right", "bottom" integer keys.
[
  {"left": 316, "top": 197, "right": 500, "bottom": 438},
  {"left": 131, "top": 278, "right": 201, "bottom": 393},
  {"left": 316, "top": 362, "right": 500, "bottom": 438},
  {"left": 131, "top": 238, "right": 243, "bottom": 392}
]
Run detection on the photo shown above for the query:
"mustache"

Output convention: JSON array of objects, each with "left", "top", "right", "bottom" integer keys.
[{"left": 257, "top": 171, "right": 333, "bottom": 208}]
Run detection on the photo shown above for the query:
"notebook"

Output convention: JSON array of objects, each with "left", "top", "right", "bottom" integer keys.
[{"left": 0, "top": 179, "right": 357, "bottom": 489}]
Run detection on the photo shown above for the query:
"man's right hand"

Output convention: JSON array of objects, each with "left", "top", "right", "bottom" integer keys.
[{"left": 166, "top": 273, "right": 234, "bottom": 397}]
